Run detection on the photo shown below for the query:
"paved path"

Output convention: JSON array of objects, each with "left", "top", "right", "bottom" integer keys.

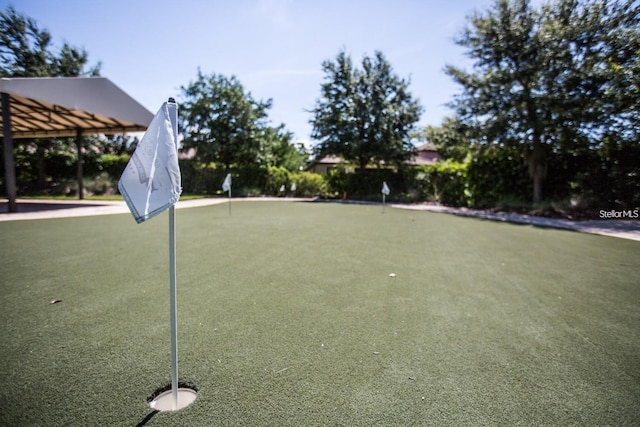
[
  {"left": 392, "top": 203, "right": 640, "bottom": 242},
  {"left": 0, "top": 198, "right": 227, "bottom": 221},
  {"left": 1, "top": 198, "right": 639, "bottom": 242},
  {"left": 0, "top": 197, "right": 310, "bottom": 221}
]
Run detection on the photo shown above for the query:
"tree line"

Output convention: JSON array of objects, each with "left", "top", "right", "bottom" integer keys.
[
  {"left": 439, "top": 0, "right": 639, "bottom": 210},
  {"left": 1, "top": 1, "right": 638, "bottom": 214}
]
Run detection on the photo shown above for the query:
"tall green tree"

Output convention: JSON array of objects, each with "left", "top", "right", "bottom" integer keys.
[
  {"left": 261, "top": 124, "right": 308, "bottom": 172},
  {"left": 417, "top": 116, "right": 472, "bottom": 163},
  {"left": 0, "top": 6, "right": 100, "bottom": 77},
  {"left": 446, "top": 0, "right": 639, "bottom": 205},
  {"left": 310, "top": 50, "right": 422, "bottom": 170},
  {"left": 179, "top": 70, "right": 274, "bottom": 170}
]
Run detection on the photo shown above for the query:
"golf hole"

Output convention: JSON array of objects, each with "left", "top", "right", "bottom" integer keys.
[{"left": 148, "top": 383, "right": 197, "bottom": 412}]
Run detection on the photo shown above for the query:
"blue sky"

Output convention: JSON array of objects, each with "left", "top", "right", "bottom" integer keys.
[{"left": 5, "top": 0, "right": 498, "bottom": 146}]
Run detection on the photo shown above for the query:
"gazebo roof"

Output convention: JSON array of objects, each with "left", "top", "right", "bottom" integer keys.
[{"left": 0, "top": 77, "right": 153, "bottom": 138}]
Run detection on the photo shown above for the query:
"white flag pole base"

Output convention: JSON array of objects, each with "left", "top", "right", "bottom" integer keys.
[{"left": 149, "top": 388, "right": 197, "bottom": 412}]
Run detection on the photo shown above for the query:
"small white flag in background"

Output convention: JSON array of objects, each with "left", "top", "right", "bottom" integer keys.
[
  {"left": 291, "top": 182, "right": 297, "bottom": 192},
  {"left": 118, "top": 102, "right": 181, "bottom": 223},
  {"left": 280, "top": 184, "right": 286, "bottom": 193},
  {"left": 222, "top": 173, "right": 232, "bottom": 192},
  {"left": 382, "top": 181, "right": 390, "bottom": 195}
]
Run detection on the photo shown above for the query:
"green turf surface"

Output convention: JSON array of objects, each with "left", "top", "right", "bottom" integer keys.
[{"left": 1, "top": 201, "right": 639, "bottom": 426}]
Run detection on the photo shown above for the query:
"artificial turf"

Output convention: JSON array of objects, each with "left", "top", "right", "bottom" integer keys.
[{"left": 1, "top": 201, "right": 638, "bottom": 426}]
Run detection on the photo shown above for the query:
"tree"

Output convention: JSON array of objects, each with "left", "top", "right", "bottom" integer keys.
[
  {"left": 417, "top": 116, "right": 472, "bottom": 163},
  {"left": 1, "top": 5, "right": 102, "bottom": 198},
  {"left": 261, "top": 124, "right": 308, "bottom": 172},
  {"left": 0, "top": 6, "right": 100, "bottom": 77},
  {"left": 446, "top": 0, "right": 639, "bottom": 206},
  {"left": 179, "top": 70, "right": 273, "bottom": 170},
  {"left": 310, "top": 50, "right": 422, "bottom": 170},
  {"left": 98, "top": 134, "right": 139, "bottom": 156}
]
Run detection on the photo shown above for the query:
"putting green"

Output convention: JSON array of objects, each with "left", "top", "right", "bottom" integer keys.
[{"left": 1, "top": 201, "right": 638, "bottom": 426}]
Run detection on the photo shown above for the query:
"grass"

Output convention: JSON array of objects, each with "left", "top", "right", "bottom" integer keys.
[{"left": 1, "top": 201, "right": 639, "bottom": 426}]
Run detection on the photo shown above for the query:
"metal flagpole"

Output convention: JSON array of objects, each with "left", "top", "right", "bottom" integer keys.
[
  {"left": 382, "top": 182, "right": 389, "bottom": 214},
  {"left": 167, "top": 98, "right": 179, "bottom": 410},
  {"left": 228, "top": 188, "right": 231, "bottom": 216}
]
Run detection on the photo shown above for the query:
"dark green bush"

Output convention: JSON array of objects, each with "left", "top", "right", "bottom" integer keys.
[
  {"left": 413, "top": 161, "right": 470, "bottom": 207},
  {"left": 289, "top": 171, "right": 329, "bottom": 197},
  {"left": 173, "top": 162, "right": 328, "bottom": 197},
  {"left": 326, "top": 168, "right": 404, "bottom": 201},
  {"left": 575, "top": 140, "right": 640, "bottom": 210},
  {"left": 265, "top": 166, "right": 290, "bottom": 195},
  {"left": 466, "top": 146, "right": 531, "bottom": 208},
  {"left": 96, "top": 154, "right": 129, "bottom": 180}
]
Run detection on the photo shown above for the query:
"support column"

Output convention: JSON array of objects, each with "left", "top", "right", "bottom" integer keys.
[
  {"left": 76, "top": 129, "right": 83, "bottom": 200},
  {"left": 1, "top": 93, "right": 17, "bottom": 213}
]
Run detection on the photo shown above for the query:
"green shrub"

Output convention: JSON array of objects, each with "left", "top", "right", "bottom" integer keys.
[
  {"left": 83, "top": 172, "right": 118, "bottom": 196},
  {"left": 412, "top": 161, "right": 470, "bottom": 207},
  {"left": 467, "top": 146, "right": 530, "bottom": 208},
  {"left": 95, "top": 154, "right": 129, "bottom": 181},
  {"left": 576, "top": 140, "right": 640, "bottom": 210},
  {"left": 289, "top": 171, "right": 329, "bottom": 197},
  {"left": 235, "top": 166, "right": 269, "bottom": 194},
  {"left": 265, "top": 166, "right": 290, "bottom": 195},
  {"left": 325, "top": 169, "right": 347, "bottom": 198},
  {"left": 178, "top": 161, "right": 222, "bottom": 194},
  {"left": 326, "top": 169, "right": 404, "bottom": 201}
]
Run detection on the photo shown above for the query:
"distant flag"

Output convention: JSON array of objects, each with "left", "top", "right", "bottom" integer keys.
[
  {"left": 280, "top": 184, "right": 286, "bottom": 193},
  {"left": 382, "top": 181, "right": 390, "bottom": 196},
  {"left": 222, "top": 173, "right": 231, "bottom": 192},
  {"left": 291, "top": 182, "right": 297, "bottom": 193},
  {"left": 118, "top": 102, "right": 181, "bottom": 223},
  {"left": 222, "top": 173, "right": 232, "bottom": 216},
  {"left": 382, "top": 181, "right": 390, "bottom": 213}
]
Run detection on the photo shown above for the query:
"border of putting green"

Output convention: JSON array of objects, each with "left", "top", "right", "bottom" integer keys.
[{"left": 0, "top": 197, "right": 638, "bottom": 241}]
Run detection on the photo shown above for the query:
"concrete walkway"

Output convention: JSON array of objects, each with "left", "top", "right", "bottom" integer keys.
[
  {"left": 392, "top": 203, "right": 640, "bottom": 242},
  {"left": 0, "top": 198, "right": 226, "bottom": 221},
  {"left": 1, "top": 198, "right": 639, "bottom": 242},
  {"left": 0, "top": 197, "right": 313, "bottom": 221}
]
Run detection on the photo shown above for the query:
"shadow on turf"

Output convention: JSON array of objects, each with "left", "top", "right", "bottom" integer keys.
[{"left": 135, "top": 410, "right": 159, "bottom": 426}]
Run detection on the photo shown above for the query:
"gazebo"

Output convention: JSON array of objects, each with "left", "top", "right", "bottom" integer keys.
[{"left": 1, "top": 77, "right": 153, "bottom": 213}]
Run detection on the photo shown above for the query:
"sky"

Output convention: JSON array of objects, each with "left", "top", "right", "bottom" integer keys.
[{"left": 4, "top": 0, "right": 499, "bottom": 147}]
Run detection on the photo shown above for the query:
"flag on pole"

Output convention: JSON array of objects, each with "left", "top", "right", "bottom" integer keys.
[
  {"left": 222, "top": 173, "right": 231, "bottom": 192},
  {"left": 382, "top": 181, "right": 390, "bottom": 195},
  {"left": 222, "top": 173, "right": 232, "bottom": 216},
  {"left": 118, "top": 102, "right": 181, "bottom": 223},
  {"left": 381, "top": 181, "right": 390, "bottom": 213},
  {"left": 119, "top": 99, "right": 196, "bottom": 412},
  {"left": 291, "top": 182, "right": 297, "bottom": 192}
]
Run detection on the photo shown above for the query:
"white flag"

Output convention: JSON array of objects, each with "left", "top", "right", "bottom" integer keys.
[
  {"left": 118, "top": 102, "right": 181, "bottom": 223},
  {"left": 290, "top": 182, "right": 296, "bottom": 192},
  {"left": 279, "top": 185, "right": 285, "bottom": 193},
  {"left": 382, "top": 181, "right": 390, "bottom": 195},
  {"left": 222, "top": 173, "right": 232, "bottom": 192}
]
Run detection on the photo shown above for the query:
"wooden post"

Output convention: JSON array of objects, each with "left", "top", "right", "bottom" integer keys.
[
  {"left": 76, "top": 129, "right": 84, "bottom": 200},
  {"left": 1, "top": 93, "right": 17, "bottom": 213}
]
